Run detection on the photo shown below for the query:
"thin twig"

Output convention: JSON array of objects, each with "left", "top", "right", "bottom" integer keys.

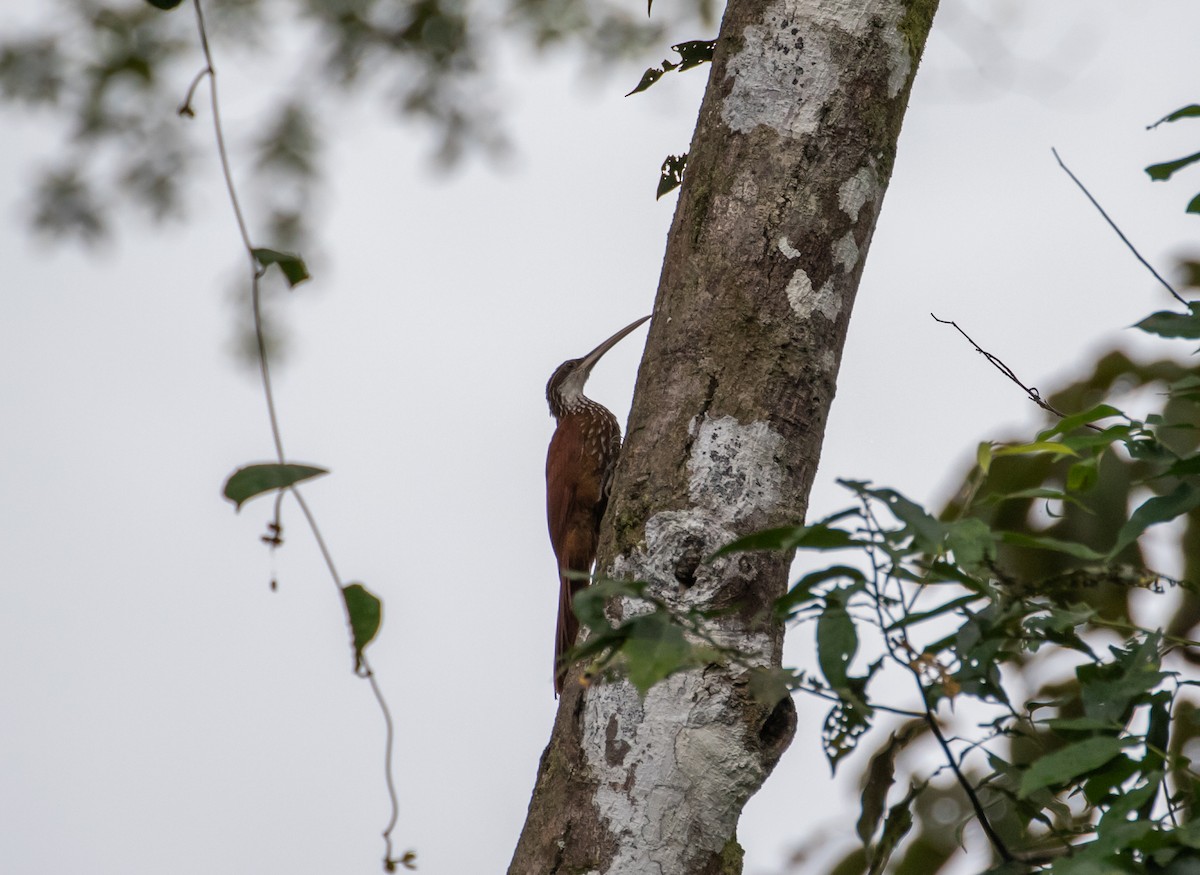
[
  {"left": 192, "top": 0, "right": 254, "bottom": 256},
  {"left": 365, "top": 666, "right": 400, "bottom": 859},
  {"left": 922, "top": 709, "right": 1015, "bottom": 862},
  {"left": 192, "top": 0, "right": 284, "bottom": 460},
  {"left": 291, "top": 488, "right": 400, "bottom": 860},
  {"left": 1051, "top": 147, "right": 1187, "bottom": 307},
  {"left": 177, "top": 67, "right": 209, "bottom": 118},
  {"left": 251, "top": 272, "right": 287, "bottom": 462},
  {"left": 796, "top": 685, "right": 925, "bottom": 720},
  {"left": 931, "top": 314, "right": 1102, "bottom": 431},
  {"left": 186, "top": 1, "right": 401, "bottom": 867}
]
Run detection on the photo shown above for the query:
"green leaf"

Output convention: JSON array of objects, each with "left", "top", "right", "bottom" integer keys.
[
  {"left": 1044, "top": 716, "right": 1123, "bottom": 732},
  {"left": 885, "top": 594, "right": 981, "bottom": 632},
  {"left": 1066, "top": 456, "right": 1100, "bottom": 492},
  {"left": 1102, "top": 781, "right": 1160, "bottom": 828},
  {"left": 1110, "top": 481, "right": 1200, "bottom": 557},
  {"left": 626, "top": 40, "right": 715, "bottom": 97},
  {"left": 145, "top": 0, "right": 184, "bottom": 8},
  {"left": 1148, "top": 105, "right": 1200, "bottom": 128},
  {"left": 1037, "top": 404, "right": 1122, "bottom": 440},
  {"left": 1059, "top": 425, "right": 1134, "bottom": 453},
  {"left": 1081, "top": 754, "right": 1141, "bottom": 807},
  {"left": 1135, "top": 310, "right": 1200, "bottom": 339},
  {"left": 984, "top": 487, "right": 1069, "bottom": 503},
  {"left": 623, "top": 612, "right": 693, "bottom": 696},
  {"left": 872, "top": 488, "right": 945, "bottom": 550},
  {"left": 945, "top": 517, "right": 995, "bottom": 572},
  {"left": 252, "top": 247, "right": 311, "bottom": 287},
  {"left": 746, "top": 666, "right": 798, "bottom": 706},
  {"left": 867, "top": 782, "right": 922, "bottom": 875},
  {"left": 1017, "top": 736, "right": 1130, "bottom": 798},
  {"left": 1147, "top": 151, "right": 1200, "bottom": 182},
  {"left": 672, "top": 40, "right": 715, "bottom": 70},
  {"left": 1139, "top": 692, "right": 1171, "bottom": 817},
  {"left": 713, "top": 526, "right": 801, "bottom": 555},
  {"left": 993, "top": 440, "right": 1078, "bottom": 459},
  {"left": 923, "top": 560, "right": 988, "bottom": 589},
  {"left": 1079, "top": 635, "right": 1167, "bottom": 724},
  {"left": 976, "top": 441, "right": 993, "bottom": 475},
  {"left": 998, "top": 531, "right": 1106, "bottom": 561},
  {"left": 822, "top": 695, "right": 872, "bottom": 771},
  {"left": 818, "top": 589, "right": 858, "bottom": 689},
  {"left": 572, "top": 578, "right": 646, "bottom": 631},
  {"left": 857, "top": 725, "right": 920, "bottom": 846},
  {"left": 1127, "top": 436, "right": 1170, "bottom": 462},
  {"left": 793, "top": 525, "right": 864, "bottom": 549},
  {"left": 222, "top": 462, "right": 329, "bottom": 510},
  {"left": 1170, "top": 374, "right": 1200, "bottom": 402},
  {"left": 341, "top": 583, "right": 382, "bottom": 673},
  {"left": 775, "top": 565, "right": 864, "bottom": 617},
  {"left": 626, "top": 66, "right": 665, "bottom": 96},
  {"left": 712, "top": 524, "right": 860, "bottom": 558},
  {"left": 1188, "top": 192, "right": 1200, "bottom": 215},
  {"left": 656, "top": 153, "right": 687, "bottom": 200},
  {"left": 1162, "top": 454, "right": 1200, "bottom": 478},
  {"left": 1026, "top": 606, "right": 1097, "bottom": 655}
]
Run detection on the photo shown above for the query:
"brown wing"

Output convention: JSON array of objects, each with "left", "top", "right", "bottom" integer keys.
[
  {"left": 546, "top": 416, "right": 583, "bottom": 564},
  {"left": 546, "top": 414, "right": 614, "bottom": 693}
]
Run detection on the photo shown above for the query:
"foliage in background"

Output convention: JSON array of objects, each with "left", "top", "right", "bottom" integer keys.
[
  {"left": 580, "top": 308, "right": 1200, "bottom": 873},
  {"left": 1147, "top": 103, "right": 1200, "bottom": 215},
  {"left": 572, "top": 168, "right": 1200, "bottom": 871},
  {"left": 0, "top": 0, "right": 693, "bottom": 246}
]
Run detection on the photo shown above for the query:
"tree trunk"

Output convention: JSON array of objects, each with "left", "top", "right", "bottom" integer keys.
[{"left": 509, "top": 0, "right": 939, "bottom": 871}]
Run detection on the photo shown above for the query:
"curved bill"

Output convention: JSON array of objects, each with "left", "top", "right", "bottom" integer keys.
[{"left": 576, "top": 314, "right": 652, "bottom": 376}]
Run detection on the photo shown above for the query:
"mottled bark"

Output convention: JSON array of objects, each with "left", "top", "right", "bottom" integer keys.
[{"left": 510, "top": 0, "right": 939, "bottom": 872}]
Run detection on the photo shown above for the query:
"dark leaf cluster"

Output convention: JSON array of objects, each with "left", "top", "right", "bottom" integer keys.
[
  {"left": 570, "top": 293, "right": 1200, "bottom": 871},
  {"left": 0, "top": 0, "right": 679, "bottom": 245}
]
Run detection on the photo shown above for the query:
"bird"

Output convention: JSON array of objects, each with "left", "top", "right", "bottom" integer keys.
[{"left": 546, "top": 314, "right": 651, "bottom": 694}]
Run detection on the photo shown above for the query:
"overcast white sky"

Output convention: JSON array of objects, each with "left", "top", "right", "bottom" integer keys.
[{"left": 4, "top": 2, "right": 1200, "bottom": 873}]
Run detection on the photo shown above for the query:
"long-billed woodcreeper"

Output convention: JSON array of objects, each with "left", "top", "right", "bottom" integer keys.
[{"left": 545, "top": 315, "right": 650, "bottom": 694}]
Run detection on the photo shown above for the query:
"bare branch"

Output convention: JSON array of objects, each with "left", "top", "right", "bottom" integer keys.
[
  {"left": 930, "top": 314, "right": 1102, "bottom": 430},
  {"left": 1051, "top": 147, "right": 1187, "bottom": 307}
]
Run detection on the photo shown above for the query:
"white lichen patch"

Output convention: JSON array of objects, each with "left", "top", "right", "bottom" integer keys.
[
  {"left": 778, "top": 236, "right": 802, "bottom": 259},
  {"left": 833, "top": 232, "right": 859, "bottom": 273},
  {"left": 787, "top": 270, "right": 841, "bottom": 321},
  {"left": 581, "top": 673, "right": 766, "bottom": 874},
  {"left": 721, "top": 0, "right": 853, "bottom": 137},
  {"left": 720, "top": 0, "right": 907, "bottom": 137},
  {"left": 838, "top": 166, "right": 877, "bottom": 222},
  {"left": 785, "top": 267, "right": 814, "bottom": 317},
  {"left": 688, "top": 415, "right": 784, "bottom": 523},
  {"left": 819, "top": 347, "right": 838, "bottom": 373}
]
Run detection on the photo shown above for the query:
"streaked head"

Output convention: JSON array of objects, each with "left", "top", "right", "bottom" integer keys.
[{"left": 546, "top": 315, "right": 651, "bottom": 418}]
